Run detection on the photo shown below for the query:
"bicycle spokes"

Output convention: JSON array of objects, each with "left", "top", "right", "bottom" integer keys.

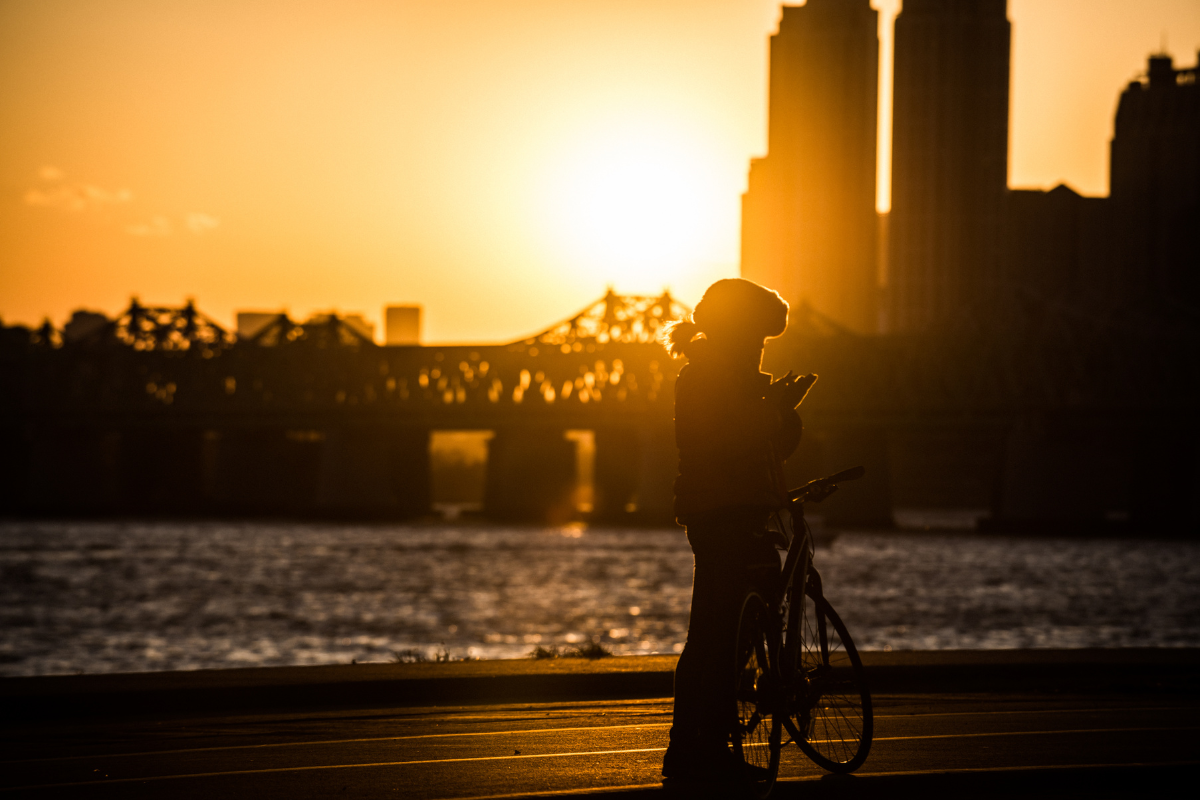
[
  {"left": 733, "top": 591, "right": 781, "bottom": 796},
  {"left": 792, "top": 592, "right": 873, "bottom": 773}
]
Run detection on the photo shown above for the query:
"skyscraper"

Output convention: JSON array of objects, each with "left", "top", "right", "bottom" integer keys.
[
  {"left": 887, "top": 0, "right": 1010, "bottom": 332},
  {"left": 741, "top": 0, "right": 879, "bottom": 334},
  {"left": 1109, "top": 52, "right": 1200, "bottom": 311}
]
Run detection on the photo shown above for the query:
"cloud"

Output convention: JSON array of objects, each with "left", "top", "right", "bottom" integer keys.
[
  {"left": 125, "top": 213, "right": 220, "bottom": 237},
  {"left": 25, "top": 165, "right": 133, "bottom": 212},
  {"left": 126, "top": 216, "right": 173, "bottom": 237},
  {"left": 25, "top": 183, "right": 133, "bottom": 212},
  {"left": 25, "top": 165, "right": 218, "bottom": 238},
  {"left": 184, "top": 212, "right": 220, "bottom": 234}
]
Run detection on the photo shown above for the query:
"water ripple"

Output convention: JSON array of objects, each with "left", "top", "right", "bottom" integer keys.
[{"left": 1, "top": 521, "right": 1197, "bottom": 675}]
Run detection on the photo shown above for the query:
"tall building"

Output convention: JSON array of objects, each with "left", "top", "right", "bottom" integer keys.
[
  {"left": 887, "top": 0, "right": 1010, "bottom": 332},
  {"left": 741, "top": 0, "right": 879, "bottom": 334},
  {"left": 385, "top": 305, "right": 422, "bottom": 345},
  {"left": 997, "top": 51, "right": 1200, "bottom": 319},
  {"left": 1109, "top": 52, "right": 1200, "bottom": 312}
]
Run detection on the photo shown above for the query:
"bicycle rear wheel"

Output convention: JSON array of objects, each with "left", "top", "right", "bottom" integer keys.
[
  {"left": 792, "top": 590, "right": 872, "bottom": 773},
  {"left": 733, "top": 590, "right": 781, "bottom": 798}
]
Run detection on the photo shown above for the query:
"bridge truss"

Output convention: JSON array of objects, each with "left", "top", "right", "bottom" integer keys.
[{"left": 2, "top": 289, "right": 1195, "bottom": 528}]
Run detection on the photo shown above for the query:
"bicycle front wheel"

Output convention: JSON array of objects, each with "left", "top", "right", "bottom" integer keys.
[
  {"left": 792, "top": 591, "right": 873, "bottom": 773},
  {"left": 733, "top": 590, "right": 781, "bottom": 798}
]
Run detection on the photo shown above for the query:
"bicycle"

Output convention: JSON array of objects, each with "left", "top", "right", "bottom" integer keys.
[{"left": 731, "top": 466, "right": 874, "bottom": 798}]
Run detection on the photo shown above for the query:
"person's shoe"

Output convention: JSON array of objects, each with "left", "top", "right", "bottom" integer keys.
[
  {"left": 662, "top": 739, "right": 741, "bottom": 780},
  {"left": 661, "top": 744, "right": 691, "bottom": 779},
  {"left": 742, "top": 762, "right": 774, "bottom": 784}
]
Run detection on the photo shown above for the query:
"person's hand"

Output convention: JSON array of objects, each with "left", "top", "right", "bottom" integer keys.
[
  {"left": 765, "top": 371, "right": 795, "bottom": 408},
  {"left": 770, "top": 372, "right": 817, "bottom": 410}
]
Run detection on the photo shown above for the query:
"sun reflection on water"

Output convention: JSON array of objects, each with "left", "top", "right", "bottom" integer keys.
[{"left": 1, "top": 520, "right": 1197, "bottom": 676}]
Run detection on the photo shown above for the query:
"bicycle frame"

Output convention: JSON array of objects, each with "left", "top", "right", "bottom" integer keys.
[
  {"left": 731, "top": 466, "right": 872, "bottom": 785},
  {"left": 768, "top": 464, "right": 865, "bottom": 664},
  {"left": 765, "top": 504, "right": 811, "bottom": 706},
  {"left": 763, "top": 492, "right": 841, "bottom": 743}
]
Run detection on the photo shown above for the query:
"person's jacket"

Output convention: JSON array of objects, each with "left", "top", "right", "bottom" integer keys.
[{"left": 672, "top": 343, "right": 802, "bottom": 523}]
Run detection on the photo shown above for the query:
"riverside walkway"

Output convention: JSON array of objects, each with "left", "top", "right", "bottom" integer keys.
[{"left": 2, "top": 650, "right": 1197, "bottom": 798}]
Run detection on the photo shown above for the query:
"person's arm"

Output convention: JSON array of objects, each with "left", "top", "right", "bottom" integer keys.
[
  {"left": 765, "top": 372, "right": 812, "bottom": 461},
  {"left": 775, "top": 408, "right": 802, "bottom": 461},
  {"left": 675, "top": 370, "right": 782, "bottom": 457}
]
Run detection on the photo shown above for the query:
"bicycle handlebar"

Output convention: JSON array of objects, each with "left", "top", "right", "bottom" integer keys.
[
  {"left": 787, "top": 465, "right": 866, "bottom": 502},
  {"left": 825, "top": 465, "right": 866, "bottom": 484}
]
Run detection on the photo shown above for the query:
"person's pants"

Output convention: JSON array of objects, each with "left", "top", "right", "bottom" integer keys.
[{"left": 670, "top": 506, "right": 778, "bottom": 748}]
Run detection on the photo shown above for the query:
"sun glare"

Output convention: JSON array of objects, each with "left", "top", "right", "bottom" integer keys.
[{"left": 541, "top": 121, "right": 728, "bottom": 291}]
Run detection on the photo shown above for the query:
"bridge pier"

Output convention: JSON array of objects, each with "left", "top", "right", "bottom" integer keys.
[
  {"left": 207, "top": 427, "right": 324, "bottom": 515},
  {"left": 204, "top": 425, "right": 432, "bottom": 519},
  {"left": 1127, "top": 424, "right": 1199, "bottom": 532},
  {"left": 119, "top": 426, "right": 208, "bottom": 514},
  {"left": 886, "top": 423, "right": 1007, "bottom": 519},
  {"left": 0, "top": 426, "right": 30, "bottom": 514},
  {"left": 22, "top": 426, "right": 122, "bottom": 514},
  {"left": 589, "top": 423, "right": 677, "bottom": 524},
  {"left": 316, "top": 426, "right": 430, "bottom": 519},
  {"left": 483, "top": 426, "right": 577, "bottom": 523},
  {"left": 592, "top": 426, "right": 639, "bottom": 520},
  {"left": 633, "top": 422, "right": 677, "bottom": 524},
  {"left": 993, "top": 413, "right": 1199, "bottom": 533}
]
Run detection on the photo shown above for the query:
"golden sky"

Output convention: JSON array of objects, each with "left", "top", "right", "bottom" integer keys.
[{"left": 1, "top": 0, "right": 1197, "bottom": 342}]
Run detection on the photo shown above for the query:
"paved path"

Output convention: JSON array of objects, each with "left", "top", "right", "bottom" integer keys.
[{"left": 3, "top": 692, "right": 1196, "bottom": 798}]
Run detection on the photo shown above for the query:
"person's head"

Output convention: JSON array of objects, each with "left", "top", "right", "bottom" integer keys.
[{"left": 663, "top": 279, "right": 788, "bottom": 360}]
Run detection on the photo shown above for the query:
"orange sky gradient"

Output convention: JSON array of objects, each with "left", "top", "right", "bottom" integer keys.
[{"left": 1, "top": 0, "right": 1198, "bottom": 343}]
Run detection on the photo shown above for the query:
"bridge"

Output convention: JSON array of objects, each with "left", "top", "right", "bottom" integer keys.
[
  {"left": 0, "top": 291, "right": 691, "bottom": 522},
  {"left": 1, "top": 290, "right": 1196, "bottom": 532}
]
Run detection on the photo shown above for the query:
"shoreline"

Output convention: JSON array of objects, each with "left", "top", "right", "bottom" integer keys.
[
  {"left": 4, "top": 515, "right": 1193, "bottom": 540},
  {"left": 4, "top": 648, "right": 1198, "bottom": 723}
]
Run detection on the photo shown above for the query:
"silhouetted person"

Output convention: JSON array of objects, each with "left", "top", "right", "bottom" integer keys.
[{"left": 660, "top": 278, "right": 810, "bottom": 781}]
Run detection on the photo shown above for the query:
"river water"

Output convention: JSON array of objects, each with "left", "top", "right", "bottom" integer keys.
[{"left": 2, "top": 520, "right": 1197, "bottom": 676}]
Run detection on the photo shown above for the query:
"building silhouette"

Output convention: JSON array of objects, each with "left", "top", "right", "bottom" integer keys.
[
  {"left": 997, "top": 51, "right": 1200, "bottom": 321},
  {"left": 886, "top": 0, "right": 1010, "bottom": 332},
  {"left": 1109, "top": 52, "right": 1200, "bottom": 314},
  {"left": 1000, "top": 184, "right": 1111, "bottom": 311},
  {"left": 386, "top": 305, "right": 422, "bottom": 345},
  {"left": 741, "top": 0, "right": 879, "bottom": 334}
]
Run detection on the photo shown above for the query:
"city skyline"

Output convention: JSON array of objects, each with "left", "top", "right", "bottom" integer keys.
[
  {"left": 742, "top": 0, "right": 880, "bottom": 334},
  {"left": 1, "top": 0, "right": 1198, "bottom": 342},
  {"left": 887, "top": 0, "right": 1011, "bottom": 333}
]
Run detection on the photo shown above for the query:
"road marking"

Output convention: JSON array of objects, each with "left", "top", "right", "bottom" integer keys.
[
  {"left": 0, "top": 722, "right": 673, "bottom": 765},
  {"left": 453, "top": 783, "right": 664, "bottom": 800},
  {"left": 0, "top": 746, "right": 670, "bottom": 792},
  {"left": 875, "top": 705, "right": 1190, "bottom": 719},
  {"left": 5, "top": 725, "right": 1197, "bottom": 792},
  {"left": 460, "top": 761, "right": 1200, "bottom": 800},
  {"left": 867, "top": 725, "right": 1199, "bottom": 744},
  {"left": 838, "top": 759, "right": 1200, "bottom": 780},
  {"left": 2, "top": 705, "right": 1191, "bottom": 766},
  {"left": 19, "top": 757, "right": 1186, "bottom": 798}
]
